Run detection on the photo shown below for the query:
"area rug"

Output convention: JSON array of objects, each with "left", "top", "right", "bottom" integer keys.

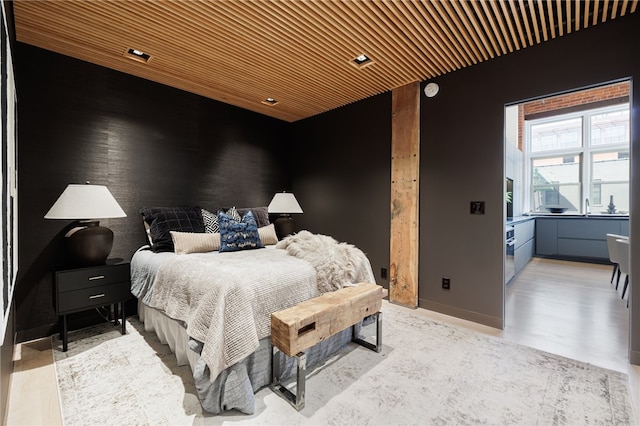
[{"left": 53, "top": 302, "right": 637, "bottom": 425}]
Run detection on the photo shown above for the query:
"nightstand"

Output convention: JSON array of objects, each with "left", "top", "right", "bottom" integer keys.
[{"left": 55, "top": 261, "right": 131, "bottom": 351}]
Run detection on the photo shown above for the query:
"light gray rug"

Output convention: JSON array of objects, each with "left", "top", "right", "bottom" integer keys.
[{"left": 53, "top": 302, "right": 637, "bottom": 425}]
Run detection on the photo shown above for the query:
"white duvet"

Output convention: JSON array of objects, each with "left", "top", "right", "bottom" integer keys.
[{"left": 131, "top": 232, "right": 376, "bottom": 382}]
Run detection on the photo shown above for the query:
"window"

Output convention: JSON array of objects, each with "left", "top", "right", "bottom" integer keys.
[{"left": 525, "top": 104, "right": 629, "bottom": 214}]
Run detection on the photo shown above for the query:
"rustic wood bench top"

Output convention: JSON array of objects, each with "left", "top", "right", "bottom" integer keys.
[{"left": 271, "top": 282, "right": 384, "bottom": 357}]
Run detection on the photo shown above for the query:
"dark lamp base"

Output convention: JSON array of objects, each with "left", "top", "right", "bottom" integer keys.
[
  {"left": 65, "top": 221, "right": 114, "bottom": 267},
  {"left": 274, "top": 216, "right": 296, "bottom": 240}
]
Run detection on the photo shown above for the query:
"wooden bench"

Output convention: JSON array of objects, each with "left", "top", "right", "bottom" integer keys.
[{"left": 270, "top": 282, "right": 385, "bottom": 410}]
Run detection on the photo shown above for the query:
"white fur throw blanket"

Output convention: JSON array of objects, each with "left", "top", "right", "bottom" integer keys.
[
  {"left": 147, "top": 248, "right": 319, "bottom": 381},
  {"left": 275, "top": 230, "right": 376, "bottom": 293}
]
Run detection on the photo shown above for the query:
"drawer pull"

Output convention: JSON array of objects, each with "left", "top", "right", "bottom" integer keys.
[
  {"left": 88, "top": 275, "right": 105, "bottom": 281},
  {"left": 89, "top": 293, "right": 105, "bottom": 299}
]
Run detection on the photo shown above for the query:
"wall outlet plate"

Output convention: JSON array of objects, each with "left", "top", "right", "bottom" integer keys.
[{"left": 442, "top": 277, "right": 451, "bottom": 290}]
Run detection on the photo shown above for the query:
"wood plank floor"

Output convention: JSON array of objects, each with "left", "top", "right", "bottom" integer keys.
[{"left": 5, "top": 257, "right": 639, "bottom": 424}]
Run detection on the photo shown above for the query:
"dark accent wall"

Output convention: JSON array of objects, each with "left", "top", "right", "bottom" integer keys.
[
  {"left": 14, "top": 43, "right": 291, "bottom": 341},
  {"left": 290, "top": 94, "right": 392, "bottom": 288},
  {"left": 419, "top": 11, "right": 640, "bottom": 341},
  {"left": 1, "top": 1, "right": 16, "bottom": 422}
]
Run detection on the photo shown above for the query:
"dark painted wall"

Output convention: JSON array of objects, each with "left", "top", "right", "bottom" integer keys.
[
  {"left": 1, "top": 1, "right": 16, "bottom": 422},
  {"left": 290, "top": 94, "right": 392, "bottom": 287},
  {"left": 419, "top": 11, "right": 640, "bottom": 349},
  {"left": 14, "top": 43, "right": 291, "bottom": 341}
]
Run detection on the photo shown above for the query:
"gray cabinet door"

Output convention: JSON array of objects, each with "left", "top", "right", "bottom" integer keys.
[
  {"left": 514, "top": 239, "right": 535, "bottom": 275},
  {"left": 556, "top": 219, "right": 622, "bottom": 261},
  {"left": 621, "top": 220, "right": 630, "bottom": 236},
  {"left": 514, "top": 220, "right": 535, "bottom": 250},
  {"left": 536, "top": 218, "right": 557, "bottom": 256},
  {"left": 557, "top": 219, "right": 621, "bottom": 240}
]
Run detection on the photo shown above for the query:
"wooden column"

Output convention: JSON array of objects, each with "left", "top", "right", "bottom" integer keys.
[{"left": 390, "top": 82, "right": 420, "bottom": 308}]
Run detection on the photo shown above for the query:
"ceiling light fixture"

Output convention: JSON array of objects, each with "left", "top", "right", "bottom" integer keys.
[
  {"left": 262, "top": 97, "right": 279, "bottom": 106},
  {"left": 352, "top": 54, "right": 373, "bottom": 67},
  {"left": 124, "top": 48, "right": 151, "bottom": 63}
]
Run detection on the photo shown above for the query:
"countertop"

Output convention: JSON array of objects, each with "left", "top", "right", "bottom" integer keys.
[{"left": 507, "top": 214, "right": 628, "bottom": 225}]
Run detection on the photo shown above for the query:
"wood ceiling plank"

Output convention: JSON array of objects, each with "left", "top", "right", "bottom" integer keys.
[
  {"left": 545, "top": 0, "right": 557, "bottom": 39},
  {"left": 368, "top": 1, "right": 437, "bottom": 68},
  {"left": 266, "top": 1, "right": 402, "bottom": 89},
  {"left": 603, "top": 0, "right": 611, "bottom": 22},
  {"left": 441, "top": 0, "right": 485, "bottom": 63},
  {"left": 556, "top": 0, "right": 565, "bottom": 36},
  {"left": 536, "top": 0, "right": 549, "bottom": 42},
  {"left": 574, "top": 0, "right": 581, "bottom": 31},
  {"left": 457, "top": 0, "right": 495, "bottom": 58},
  {"left": 379, "top": 2, "right": 446, "bottom": 76},
  {"left": 583, "top": 0, "right": 591, "bottom": 28},
  {"left": 612, "top": 0, "right": 620, "bottom": 18},
  {"left": 508, "top": 0, "right": 528, "bottom": 47},
  {"left": 421, "top": 0, "right": 472, "bottom": 67},
  {"left": 412, "top": 1, "right": 466, "bottom": 70},
  {"left": 527, "top": 0, "right": 541, "bottom": 44},
  {"left": 343, "top": 1, "right": 427, "bottom": 79},
  {"left": 478, "top": 0, "right": 508, "bottom": 55},
  {"left": 12, "top": 0, "right": 639, "bottom": 122},
  {"left": 499, "top": 0, "right": 521, "bottom": 50},
  {"left": 488, "top": 0, "right": 514, "bottom": 53},
  {"left": 428, "top": 0, "right": 475, "bottom": 66},
  {"left": 318, "top": 1, "right": 417, "bottom": 83}
]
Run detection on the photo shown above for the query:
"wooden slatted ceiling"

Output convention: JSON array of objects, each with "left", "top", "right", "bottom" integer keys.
[{"left": 13, "top": 0, "right": 638, "bottom": 122}]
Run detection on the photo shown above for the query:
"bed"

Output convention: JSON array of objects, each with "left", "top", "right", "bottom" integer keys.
[{"left": 130, "top": 205, "right": 376, "bottom": 414}]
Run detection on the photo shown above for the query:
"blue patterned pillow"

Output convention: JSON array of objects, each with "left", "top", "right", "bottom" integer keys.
[{"left": 218, "top": 210, "right": 264, "bottom": 252}]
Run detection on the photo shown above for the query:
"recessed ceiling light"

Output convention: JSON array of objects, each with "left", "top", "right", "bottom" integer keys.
[
  {"left": 124, "top": 48, "right": 151, "bottom": 63},
  {"left": 262, "top": 98, "right": 279, "bottom": 106},
  {"left": 352, "top": 54, "right": 373, "bottom": 67}
]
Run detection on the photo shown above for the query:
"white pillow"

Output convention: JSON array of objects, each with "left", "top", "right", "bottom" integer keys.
[
  {"left": 170, "top": 231, "right": 220, "bottom": 254},
  {"left": 258, "top": 223, "right": 278, "bottom": 245}
]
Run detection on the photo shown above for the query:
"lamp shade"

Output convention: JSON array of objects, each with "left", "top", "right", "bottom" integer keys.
[
  {"left": 45, "top": 184, "right": 126, "bottom": 220},
  {"left": 268, "top": 192, "right": 303, "bottom": 214}
]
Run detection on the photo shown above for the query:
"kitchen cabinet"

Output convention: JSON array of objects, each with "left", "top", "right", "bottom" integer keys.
[
  {"left": 535, "top": 218, "right": 558, "bottom": 256},
  {"left": 514, "top": 219, "right": 535, "bottom": 276},
  {"left": 535, "top": 217, "right": 628, "bottom": 262}
]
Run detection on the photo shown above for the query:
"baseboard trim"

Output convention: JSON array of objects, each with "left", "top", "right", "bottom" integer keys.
[
  {"left": 16, "top": 323, "right": 57, "bottom": 344},
  {"left": 418, "top": 299, "right": 504, "bottom": 330}
]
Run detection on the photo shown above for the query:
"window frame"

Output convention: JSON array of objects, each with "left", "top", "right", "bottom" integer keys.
[{"left": 524, "top": 103, "right": 629, "bottom": 214}]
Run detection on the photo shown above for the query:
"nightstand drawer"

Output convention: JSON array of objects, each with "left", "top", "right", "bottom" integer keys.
[
  {"left": 57, "top": 282, "right": 131, "bottom": 314},
  {"left": 56, "top": 263, "right": 130, "bottom": 292}
]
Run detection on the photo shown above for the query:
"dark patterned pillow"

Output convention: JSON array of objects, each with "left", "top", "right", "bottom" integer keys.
[
  {"left": 140, "top": 206, "right": 205, "bottom": 252},
  {"left": 201, "top": 208, "right": 219, "bottom": 233},
  {"left": 236, "top": 206, "right": 270, "bottom": 228},
  {"left": 218, "top": 210, "right": 264, "bottom": 252}
]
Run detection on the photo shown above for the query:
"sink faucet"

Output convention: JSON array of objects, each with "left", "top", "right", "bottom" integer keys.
[{"left": 585, "top": 198, "right": 590, "bottom": 215}]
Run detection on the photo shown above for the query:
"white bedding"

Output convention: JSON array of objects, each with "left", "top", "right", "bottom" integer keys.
[
  {"left": 131, "top": 233, "right": 376, "bottom": 384},
  {"left": 130, "top": 234, "right": 376, "bottom": 414},
  {"left": 145, "top": 247, "right": 320, "bottom": 381}
]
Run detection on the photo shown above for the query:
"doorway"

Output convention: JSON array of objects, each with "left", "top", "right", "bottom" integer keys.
[{"left": 503, "top": 80, "right": 632, "bottom": 369}]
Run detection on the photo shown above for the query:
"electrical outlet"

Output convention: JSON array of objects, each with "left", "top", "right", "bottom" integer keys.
[
  {"left": 381, "top": 268, "right": 388, "bottom": 279},
  {"left": 442, "top": 277, "right": 451, "bottom": 290}
]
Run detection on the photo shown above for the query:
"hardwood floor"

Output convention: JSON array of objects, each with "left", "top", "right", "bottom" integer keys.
[{"left": 5, "top": 257, "right": 638, "bottom": 424}]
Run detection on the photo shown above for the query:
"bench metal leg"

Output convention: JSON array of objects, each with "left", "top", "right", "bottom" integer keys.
[
  {"left": 271, "top": 346, "right": 307, "bottom": 410},
  {"left": 352, "top": 312, "right": 382, "bottom": 352}
]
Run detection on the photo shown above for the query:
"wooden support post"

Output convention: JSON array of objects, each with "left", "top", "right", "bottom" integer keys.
[{"left": 390, "top": 82, "right": 420, "bottom": 308}]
